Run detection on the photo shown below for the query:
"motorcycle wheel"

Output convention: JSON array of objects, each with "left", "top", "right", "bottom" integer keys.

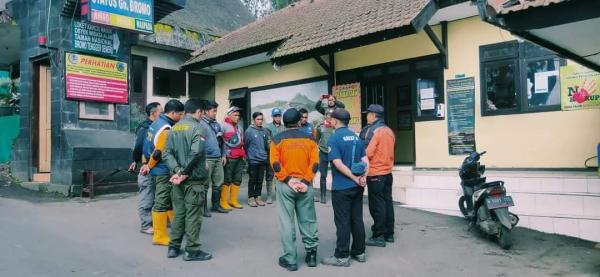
[
  {"left": 498, "top": 226, "right": 513, "bottom": 250},
  {"left": 458, "top": 196, "right": 469, "bottom": 217}
]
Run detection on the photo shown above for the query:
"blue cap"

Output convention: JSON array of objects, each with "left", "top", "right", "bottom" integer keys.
[{"left": 271, "top": 108, "right": 282, "bottom": 116}]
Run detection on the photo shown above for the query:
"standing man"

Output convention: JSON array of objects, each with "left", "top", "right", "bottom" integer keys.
[
  {"left": 315, "top": 95, "right": 345, "bottom": 115},
  {"left": 245, "top": 112, "right": 269, "bottom": 207},
  {"left": 200, "top": 100, "right": 229, "bottom": 215},
  {"left": 322, "top": 108, "right": 369, "bottom": 267},
  {"left": 298, "top": 108, "right": 314, "bottom": 136},
  {"left": 264, "top": 108, "right": 285, "bottom": 204},
  {"left": 130, "top": 102, "right": 162, "bottom": 234},
  {"left": 313, "top": 108, "right": 335, "bottom": 203},
  {"left": 163, "top": 99, "right": 212, "bottom": 261},
  {"left": 141, "top": 99, "right": 184, "bottom": 246},
  {"left": 221, "top": 106, "right": 246, "bottom": 210},
  {"left": 360, "top": 104, "right": 396, "bottom": 247},
  {"left": 270, "top": 108, "right": 320, "bottom": 271}
]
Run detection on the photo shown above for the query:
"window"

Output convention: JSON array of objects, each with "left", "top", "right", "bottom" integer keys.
[
  {"left": 480, "top": 41, "right": 563, "bottom": 116},
  {"left": 415, "top": 59, "right": 444, "bottom": 120},
  {"left": 132, "top": 55, "right": 147, "bottom": 95},
  {"left": 79, "top": 102, "right": 115, "bottom": 120},
  {"left": 189, "top": 73, "right": 215, "bottom": 99},
  {"left": 153, "top": 67, "right": 186, "bottom": 98}
]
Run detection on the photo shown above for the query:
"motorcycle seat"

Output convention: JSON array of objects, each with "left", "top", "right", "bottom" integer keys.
[
  {"left": 478, "top": 181, "right": 504, "bottom": 190},
  {"left": 462, "top": 177, "right": 486, "bottom": 187}
]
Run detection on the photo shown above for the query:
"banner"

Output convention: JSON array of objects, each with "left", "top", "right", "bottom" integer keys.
[
  {"left": 560, "top": 64, "right": 600, "bottom": 111},
  {"left": 65, "top": 52, "right": 128, "bottom": 104},
  {"left": 332, "top": 82, "right": 361, "bottom": 133},
  {"left": 83, "top": 0, "right": 154, "bottom": 33},
  {"left": 72, "top": 20, "right": 119, "bottom": 57},
  {"left": 446, "top": 77, "right": 476, "bottom": 155}
]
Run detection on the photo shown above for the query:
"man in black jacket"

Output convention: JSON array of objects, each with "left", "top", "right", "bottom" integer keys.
[{"left": 129, "top": 102, "right": 162, "bottom": 234}]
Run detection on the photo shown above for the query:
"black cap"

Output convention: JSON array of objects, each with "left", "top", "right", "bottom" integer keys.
[
  {"left": 331, "top": 108, "right": 351, "bottom": 121},
  {"left": 205, "top": 100, "right": 218, "bottom": 109},
  {"left": 283, "top": 108, "right": 301, "bottom": 126},
  {"left": 362, "top": 104, "right": 384, "bottom": 115}
]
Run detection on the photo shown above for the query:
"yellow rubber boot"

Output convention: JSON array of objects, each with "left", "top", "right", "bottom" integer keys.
[
  {"left": 151, "top": 211, "right": 170, "bottom": 246},
  {"left": 229, "top": 184, "right": 243, "bottom": 209},
  {"left": 220, "top": 184, "right": 233, "bottom": 211},
  {"left": 166, "top": 209, "right": 174, "bottom": 224}
]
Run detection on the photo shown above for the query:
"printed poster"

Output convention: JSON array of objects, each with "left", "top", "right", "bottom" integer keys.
[
  {"left": 65, "top": 52, "right": 128, "bottom": 104},
  {"left": 446, "top": 77, "right": 476, "bottom": 155},
  {"left": 560, "top": 64, "right": 600, "bottom": 111},
  {"left": 332, "top": 82, "right": 361, "bottom": 133}
]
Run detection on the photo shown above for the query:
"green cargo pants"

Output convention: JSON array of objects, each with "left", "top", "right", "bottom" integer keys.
[
  {"left": 206, "top": 158, "right": 224, "bottom": 205},
  {"left": 224, "top": 158, "right": 244, "bottom": 186},
  {"left": 169, "top": 179, "right": 207, "bottom": 253},
  {"left": 276, "top": 179, "right": 319, "bottom": 264},
  {"left": 152, "top": 176, "right": 172, "bottom": 212}
]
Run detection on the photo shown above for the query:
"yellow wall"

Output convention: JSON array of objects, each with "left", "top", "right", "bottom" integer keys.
[{"left": 214, "top": 16, "right": 600, "bottom": 169}]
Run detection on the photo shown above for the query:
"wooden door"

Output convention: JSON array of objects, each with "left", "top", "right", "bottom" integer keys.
[{"left": 38, "top": 65, "right": 51, "bottom": 173}]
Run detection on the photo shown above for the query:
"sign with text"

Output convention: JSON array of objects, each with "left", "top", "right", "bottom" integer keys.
[
  {"left": 447, "top": 77, "right": 476, "bottom": 155},
  {"left": 65, "top": 52, "right": 128, "bottom": 104},
  {"left": 82, "top": 0, "right": 154, "bottom": 33},
  {"left": 72, "top": 20, "right": 119, "bottom": 57},
  {"left": 560, "top": 64, "right": 600, "bottom": 111},
  {"left": 332, "top": 82, "right": 361, "bottom": 133}
]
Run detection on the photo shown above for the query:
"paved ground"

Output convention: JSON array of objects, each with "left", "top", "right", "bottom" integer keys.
[{"left": 0, "top": 185, "right": 599, "bottom": 277}]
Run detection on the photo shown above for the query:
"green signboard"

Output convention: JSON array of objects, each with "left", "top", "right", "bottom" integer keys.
[
  {"left": 72, "top": 20, "right": 119, "bottom": 57},
  {"left": 447, "top": 77, "right": 476, "bottom": 155}
]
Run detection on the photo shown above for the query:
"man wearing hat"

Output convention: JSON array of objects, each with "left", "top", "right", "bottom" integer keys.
[
  {"left": 360, "top": 104, "right": 396, "bottom": 247},
  {"left": 264, "top": 107, "right": 285, "bottom": 203},
  {"left": 221, "top": 106, "right": 246, "bottom": 210},
  {"left": 322, "top": 108, "right": 368, "bottom": 267},
  {"left": 270, "top": 108, "right": 320, "bottom": 271}
]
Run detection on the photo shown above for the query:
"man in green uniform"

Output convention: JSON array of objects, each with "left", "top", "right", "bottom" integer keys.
[
  {"left": 163, "top": 99, "right": 212, "bottom": 261},
  {"left": 313, "top": 108, "right": 335, "bottom": 203}
]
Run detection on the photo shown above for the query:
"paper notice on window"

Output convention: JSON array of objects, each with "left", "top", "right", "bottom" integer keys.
[
  {"left": 421, "top": 98, "right": 435, "bottom": 110},
  {"left": 420, "top": 88, "right": 434, "bottom": 100},
  {"left": 534, "top": 70, "right": 558, "bottom": 94}
]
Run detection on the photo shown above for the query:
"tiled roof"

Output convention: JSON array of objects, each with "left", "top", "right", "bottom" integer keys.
[
  {"left": 183, "top": 0, "right": 433, "bottom": 68},
  {"left": 487, "top": 0, "right": 569, "bottom": 15}
]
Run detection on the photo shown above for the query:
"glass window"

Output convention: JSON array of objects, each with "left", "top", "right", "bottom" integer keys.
[
  {"left": 524, "top": 57, "right": 561, "bottom": 109},
  {"left": 132, "top": 56, "right": 147, "bottom": 94},
  {"left": 79, "top": 102, "right": 115, "bottom": 120},
  {"left": 483, "top": 60, "right": 518, "bottom": 112},
  {"left": 153, "top": 67, "right": 186, "bottom": 98},
  {"left": 415, "top": 68, "right": 444, "bottom": 120}
]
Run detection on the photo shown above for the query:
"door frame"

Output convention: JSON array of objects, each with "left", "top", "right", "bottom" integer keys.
[{"left": 30, "top": 56, "right": 52, "bottom": 181}]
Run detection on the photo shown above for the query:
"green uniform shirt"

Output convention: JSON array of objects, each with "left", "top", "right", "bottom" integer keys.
[
  {"left": 163, "top": 114, "right": 208, "bottom": 181},
  {"left": 315, "top": 120, "right": 334, "bottom": 153}
]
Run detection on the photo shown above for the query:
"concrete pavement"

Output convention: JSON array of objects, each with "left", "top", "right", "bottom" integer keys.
[{"left": 0, "top": 188, "right": 598, "bottom": 277}]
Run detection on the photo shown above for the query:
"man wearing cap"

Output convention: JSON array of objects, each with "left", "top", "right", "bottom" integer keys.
[
  {"left": 360, "top": 104, "right": 396, "bottom": 247},
  {"left": 200, "top": 100, "right": 229, "bottom": 214},
  {"left": 270, "top": 108, "right": 320, "bottom": 271},
  {"left": 221, "top": 106, "right": 246, "bottom": 210},
  {"left": 265, "top": 107, "right": 285, "bottom": 204},
  {"left": 312, "top": 107, "right": 335, "bottom": 203},
  {"left": 322, "top": 108, "right": 368, "bottom": 267}
]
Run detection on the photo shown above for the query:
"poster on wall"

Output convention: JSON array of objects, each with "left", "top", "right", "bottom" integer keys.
[
  {"left": 65, "top": 52, "right": 128, "bottom": 104},
  {"left": 332, "top": 82, "right": 361, "bottom": 133},
  {"left": 560, "top": 64, "right": 600, "bottom": 111},
  {"left": 446, "top": 77, "right": 476, "bottom": 155},
  {"left": 82, "top": 0, "right": 154, "bottom": 33},
  {"left": 250, "top": 79, "right": 327, "bottom": 125}
]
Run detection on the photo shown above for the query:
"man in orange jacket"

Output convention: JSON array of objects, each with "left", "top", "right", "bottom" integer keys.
[{"left": 270, "top": 108, "right": 320, "bottom": 271}]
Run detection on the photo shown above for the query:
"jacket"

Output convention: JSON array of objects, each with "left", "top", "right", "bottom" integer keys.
[
  {"left": 270, "top": 128, "right": 319, "bottom": 184},
  {"left": 314, "top": 119, "right": 334, "bottom": 153},
  {"left": 162, "top": 114, "right": 208, "bottom": 182},
  {"left": 315, "top": 99, "right": 346, "bottom": 115},
  {"left": 244, "top": 124, "right": 269, "bottom": 164},
  {"left": 359, "top": 119, "right": 387, "bottom": 147},
  {"left": 143, "top": 114, "right": 176, "bottom": 176},
  {"left": 132, "top": 119, "right": 152, "bottom": 163},
  {"left": 222, "top": 117, "right": 246, "bottom": 159},
  {"left": 200, "top": 115, "right": 224, "bottom": 159},
  {"left": 266, "top": 122, "right": 285, "bottom": 141}
]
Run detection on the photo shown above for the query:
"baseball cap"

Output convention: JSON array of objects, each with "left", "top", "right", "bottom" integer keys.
[
  {"left": 205, "top": 100, "right": 219, "bottom": 109},
  {"left": 271, "top": 108, "right": 282, "bottom": 117},
  {"left": 227, "top": 106, "right": 241, "bottom": 115},
  {"left": 330, "top": 108, "right": 351, "bottom": 121},
  {"left": 362, "top": 104, "right": 384, "bottom": 115}
]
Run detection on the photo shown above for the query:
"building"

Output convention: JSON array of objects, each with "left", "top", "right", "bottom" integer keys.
[{"left": 182, "top": 0, "right": 600, "bottom": 241}]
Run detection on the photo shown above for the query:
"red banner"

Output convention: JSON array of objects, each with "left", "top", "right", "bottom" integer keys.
[{"left": 65, "top": 52, "right": 128, "bottom": 104}]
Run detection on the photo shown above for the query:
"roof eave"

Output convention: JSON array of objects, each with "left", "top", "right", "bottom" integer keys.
[{"left": 181, "top": 40, "right": 285, "bottom": 71}]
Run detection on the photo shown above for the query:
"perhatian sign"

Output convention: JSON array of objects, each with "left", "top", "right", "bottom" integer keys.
[
  {"left": 82, "top": 0, "right": 154, "bottom": 34},
  {"left": 72, "top": 20, "right": 119, "bottom": 57},
  {"left": 65, "top": 52, "right": 128, "bottom": 104}
]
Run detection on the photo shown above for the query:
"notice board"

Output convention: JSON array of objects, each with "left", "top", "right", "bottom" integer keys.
[{"left": 65, "top": 52, "right": 128, "bottom": 104}]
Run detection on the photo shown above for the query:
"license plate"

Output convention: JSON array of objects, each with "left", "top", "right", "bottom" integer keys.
[{"left": 485, "top": 195, "right": 514, "bottom": 209}]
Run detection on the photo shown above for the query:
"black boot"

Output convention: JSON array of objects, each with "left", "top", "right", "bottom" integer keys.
[
  {"left": 305, "top": 248, "right": 317, "bottom": 267},
  {"left": 183, "top": 250, "right": 213, "bottom": 261},
  {"left": 167, "top": 247, "right": 181, "bottom": 258},
  {"left": 203, "top": 191, "right": 211, "bottom": 218},
  {"left": 320, "top": 178, "right": 327, "bottom": 204},
  {"left": 278, "top": 256, "right": 298, "bottom": 271}
]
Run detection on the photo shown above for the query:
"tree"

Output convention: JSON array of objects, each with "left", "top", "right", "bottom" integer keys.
[{"left": 240, "top": 0, "right": 300, "bottom": 18}]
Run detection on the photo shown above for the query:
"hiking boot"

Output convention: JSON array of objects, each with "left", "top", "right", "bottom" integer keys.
[
  {"left": 321, "top": 256, "right": 350, "bottom": 267},
  {"left": 278, "top": 256, "right": 298, "bottom": 271},
  {"left": 384, "top": 236, "right": 395, "bottom": 243},
  {"left": 305, "top": 248, "right": 317, "bottom": 267},
  {"left": 167, "top": 247, "right": 180, "bottom": 258},
  {"left": 351, "top": 253, "right": 366, "bottom": 263},
  {"left": 182, "top": 250, "right": 212, "bottom": 261},
  {"left": 248, "top": 197, "right": 258, "bottom": 207},
  {"left": 256, "top": 197, "right": 266, "bottom": 206},
  {"left": 140, "top": 227, "right": 154, "bottom": 235},
  {"left": 365, "top": 236, "right": 386, "bottom": 247}
]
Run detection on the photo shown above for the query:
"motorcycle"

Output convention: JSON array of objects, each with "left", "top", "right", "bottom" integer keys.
[{"left": 458, "top": 151, "right": 519, "bottom": 249}]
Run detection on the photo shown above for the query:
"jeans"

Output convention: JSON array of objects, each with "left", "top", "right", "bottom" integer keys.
[
  {"left": 137, "top": 173, "right": 155, "bottom": 230},
  {"left": 367, "top": 174, "right": 395, "bottom": 238},
  {"left": 248, "top": 162, "right": 267, "bottom": 198},
  {"left": 332, "top": 186, "right": 365, "bottom": 258}
]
